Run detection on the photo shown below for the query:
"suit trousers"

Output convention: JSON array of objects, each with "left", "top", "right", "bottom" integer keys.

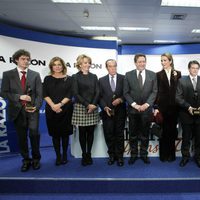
[
  {"left": 181, "top": 121, "right": 200, "bottom": 159},
  {"left": 129, "top": 112, "right": 151, "bottom": 157},
  {"left": 13, "top": 108, "right": 41, "bottom": 162},
  {"left": 102, "top": 112, "right": 125, "bottom": 159}
]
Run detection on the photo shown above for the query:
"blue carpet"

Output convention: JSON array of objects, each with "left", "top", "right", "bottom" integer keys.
[{"left": 0, "top": 146, "right": 200, "bottom": 179}]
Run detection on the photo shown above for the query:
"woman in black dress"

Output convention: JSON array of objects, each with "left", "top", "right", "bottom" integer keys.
[
  {"left": 72, "top": 54, "right": 99, "bottom": 166},
  {"left": 43, "top": 57, "right": 73, "bottom": 165}
]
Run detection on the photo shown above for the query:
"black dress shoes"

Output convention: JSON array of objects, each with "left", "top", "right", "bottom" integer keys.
[
  {"left": 108, "top": 157, "right": 115, "bottom": 165},
  {"left": 117, "top": 158, "right": 124, "bottom": 167},
  {"left": 141, "top": 156, "right": 150, "bottom": 164},
  {"left": 179, "top": 158, "right": 189, "bottom": 167},
  {"left": 21, "top": 162, "right": 31, "bottom": 172},
  {"left": 32, "top": 160, "right": 40, "bottom": 170},
  {"left": 168, "top": 156, "right": 176, "bottom": 162},
  {"left": 128, "top": 156, "right": 137, "bottom": 165}
]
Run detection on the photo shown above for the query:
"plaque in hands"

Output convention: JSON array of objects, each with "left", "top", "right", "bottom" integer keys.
[{"left": 193, "top": 108, "right": 200, "bottom": 116}]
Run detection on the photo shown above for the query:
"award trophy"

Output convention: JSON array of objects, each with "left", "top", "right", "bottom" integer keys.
[
  {"left": 110, "top": 94, "right": 116, "bottom": 116},
  {"left": 25, "top": 85, "right": 35, "bottom": 111},
  {"left": 193, "top": 91, "right": 200, "bottom": 115}
]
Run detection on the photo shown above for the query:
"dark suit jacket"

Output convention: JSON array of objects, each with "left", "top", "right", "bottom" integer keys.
[
  {"left": 123, "top": 69, "right": 157, "bottom": 114},
  {"left": 99, "top": 73, "right": 126, "bottom": 117},
  {"left": 156, "top": 69, "right": 181, "bottom": 112},
  {"left": 1, "top": 68, "right": 43, "bottom": 121},
  {"left": 176, "top": 75, "right": 200, "bottom": 124}
]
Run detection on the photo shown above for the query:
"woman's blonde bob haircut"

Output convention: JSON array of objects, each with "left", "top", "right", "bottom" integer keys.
[
  {"left": 49, "top": 57, "right": 67, "bottom": 75},
  {"left": 76, "top": 54, "right": 92, "bottom": 70}
]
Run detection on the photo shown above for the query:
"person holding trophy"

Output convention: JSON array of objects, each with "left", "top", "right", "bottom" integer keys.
[
  {"left": 99, "top": 59, "right": 126, "bottom": 166},
  {"left": 176, "top": 60, "right": 200, "bottom": 168},
  {"left": 43, "top": 57, "right": 73, "bottom": 166},
  {"left": 1, "top": 49, "right": 43, "bottom": 172}
]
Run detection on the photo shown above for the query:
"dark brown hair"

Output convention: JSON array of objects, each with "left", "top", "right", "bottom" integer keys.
[
  {"left": 12, "top": 49, "right": 31, "bottom": 65},
  {"left": 49, "top": 57, "right": 67, "bottom": 75}
]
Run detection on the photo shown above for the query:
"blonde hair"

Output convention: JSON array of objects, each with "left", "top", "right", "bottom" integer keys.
[
  {"left": 49, "top": 57, "right": 67, "bottom": 75},
  {"left": 161, "top": 52, "right": 174, "bottom": 69},
  {"left": 76, "top": 54, "right": 92, "bottom": 70}
]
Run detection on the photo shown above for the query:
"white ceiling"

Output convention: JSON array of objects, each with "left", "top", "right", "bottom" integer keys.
[{"left": 0, "top": 0, "right": 200, "bottom": 44}]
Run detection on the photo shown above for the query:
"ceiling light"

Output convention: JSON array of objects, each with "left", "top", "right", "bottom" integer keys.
[
  {"left": 161, "top": 0, "right": 200, "bottom": 7},
  {"left": 119, "top": 27, "right": 152, "bottom": 31},
  {"left": 154, "top": 40, "right": 177, "bottom": 43},
  {"left": 52, "top": 0, "right": 102, "bottom": 4},
  {"left": 191, "top": 29, "right": 200, "bottom": 33},
  {"left": 81, "top": 26, "right": 116, "bottom": 31},
  {"left": 92, "top": 36, "right": 121, "bottom": 42}
]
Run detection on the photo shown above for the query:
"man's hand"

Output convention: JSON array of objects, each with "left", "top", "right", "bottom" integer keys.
[
  {"left": 20, "top": 95, "right": 31, "bottom": 102},
  {"left": 104, "top": 106, "right": 112, "bottom": 117},
  {"left": 188, "top": 106, "right": 194, "bottom": 115},
  {"left": 112, "top": 98, "right": 122, "bottom": 106},
  {"left": 140, "top": 103, "right": 149, "bottom": 112},
  {"left": 132, "top": 104, "right": 141, "bottom": 112}
]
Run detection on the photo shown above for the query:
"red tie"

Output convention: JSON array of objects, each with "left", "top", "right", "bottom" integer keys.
[{"left": 21, "top": 71, "right": 26, "bottom": 92}]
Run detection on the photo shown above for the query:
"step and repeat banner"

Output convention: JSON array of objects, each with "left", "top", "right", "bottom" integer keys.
[{"left": 1, "top": 27, "right": 200, "bottom": 157}]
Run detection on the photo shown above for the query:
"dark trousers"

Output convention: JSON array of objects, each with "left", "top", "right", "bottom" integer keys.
[
  {"left": 129, "top": 113, "right": 151, "bottom": 157},
  {"left": 79, "top": 125, "right": 95, "bottom": 155},
  {"left": 13, "top": 108, "right": 41, "bottom": 162},
  {"left": 159, "top": 112, "right": 178, "bottom": 160},
  {"left": 102, "top": 113, "right": 125, "bottom": 159},
  {"left": 181, "top": 122, "right": 200, "bottom": 159},
  {"left": 52, "top": 136, "right": 69, "bottom": 159}
]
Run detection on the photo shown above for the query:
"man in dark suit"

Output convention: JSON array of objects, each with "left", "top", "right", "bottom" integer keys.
[
  {"left": 1, "top": 49, "right": 43, "bottom": 172},
  {"left": 176, "top": 60, "right": 200, "bottom": 168},
  {"left": 124, "top": 53, "right": 157, "bottom": 164},
  {"left": 99, "top": 59, "right": 126, "bottom": 166}
]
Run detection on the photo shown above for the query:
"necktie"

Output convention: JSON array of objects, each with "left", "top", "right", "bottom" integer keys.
[
  {"left": 138, "top": 71, "right": 143, "bottom": 89},
  {"left": 110, "top": 76, "right": 116, "bottom": 92},
  {"left": 21, "top": 71, "right": 26, "bottom": 93},
  {"left": 192, "top": 78, "right": 197, "bottom": 90}
]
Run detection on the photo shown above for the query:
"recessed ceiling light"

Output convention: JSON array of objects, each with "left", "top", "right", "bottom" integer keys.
[
  {"left": 81, "top": 26, "right": 116, "bottom": 31},
  {"left": 92, "top": 36, "right": 121, "bottom": 42},
  {"left": 161, "top": 0, "right": 200, "bottom": 7},
  {"left": 154, "top": 40, "right": 177, "bottom": 43},
  {"left": 52, "top": 0, "right": 102, "bottom": 4},
  {"left": 191, "top": 29, "right": 200, "bottom": 33},
  {"left": 119, "top": 27, "right": 152, "bottom": 31}
]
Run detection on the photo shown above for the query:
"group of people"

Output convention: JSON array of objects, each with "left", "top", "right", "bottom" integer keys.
[{"left": 1, "top": 49, "right": 200, "bottom": 172}]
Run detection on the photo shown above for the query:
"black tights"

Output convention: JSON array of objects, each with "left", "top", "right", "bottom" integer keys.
[
  {"left": 52, "top": 136, "right": 69, "bottom": 158},
  {"left": 79, "top": 126, "right": 95, "bottom": 155}
]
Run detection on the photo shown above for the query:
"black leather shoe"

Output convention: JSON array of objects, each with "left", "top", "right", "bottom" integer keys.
[
  {"left": 32, "top": 160, "right": 40, "bottom": 170},
  {"left": 195, "top": 159, "right": 200, "bottom": 168},
  {"left": 108, "top": 157, "right": 115, "bottom": 165},
  {"left": 21, "top": 162, "right": 31, "bottom": 172},
  {"left": 128, "top": 156, "right": 137, "bottom": 165},
  {"left": 117, "top": 158, "right": 124, "bottom": 167},
  {"left": 141, "top": 156, "right": 150, "bottom": 164},
  {"left": 179, "top": 158, "right": 189, "bottom": 167},
  {"left": 55, "top": 157, "right": 62, "bottom": 166}
]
